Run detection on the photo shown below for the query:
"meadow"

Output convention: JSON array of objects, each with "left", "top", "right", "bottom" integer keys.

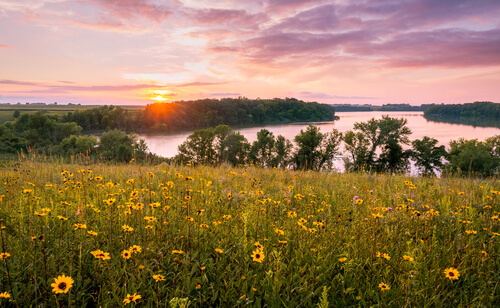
[{"left": 0, "top": 156, "right": 499, "bottom": 307}]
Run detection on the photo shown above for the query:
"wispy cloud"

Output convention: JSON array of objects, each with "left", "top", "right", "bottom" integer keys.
[{"left": 298, "top": 91, "right": 377, "bottom": 100}]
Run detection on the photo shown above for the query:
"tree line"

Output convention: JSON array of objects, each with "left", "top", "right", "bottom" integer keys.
[
  {"left": 61, "top": 97, "right": 336, "bottom": 133},
  {"left": 424, "top": 101, "right": 500, "bottom": 120},
  {"left": 0, "top": 112, "right": 150, "bottom": 162},
  {"left": 176, "top": 116, "right": 500, "bottom": 177}
]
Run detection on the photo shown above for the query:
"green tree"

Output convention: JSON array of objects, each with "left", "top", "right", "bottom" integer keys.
[
  {"left": 249, "top": 129, "right": 276, "bottom": 166},
  {"left": 292, "top": 125, "right": 342, "bottom": 170},
  {"left": 98, "top": 129, "right": 148, "bottom": 162},
  {"left": 352, "top": 116, "right": 412, "bottom": 172},
  {"left": 445, "top": 138, "right": 500, "bottom": 176},
  {"left": 342, "top": 130, "right": 369, "bottom": 172},
  {"left": 410, "top": 136, "right": 447, "bottom": 175},
  {"left": 58, "top": 135, "right": 98, "bottom": 156}
]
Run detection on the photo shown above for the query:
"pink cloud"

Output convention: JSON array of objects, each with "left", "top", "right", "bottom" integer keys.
[
  {"left": 0, "top": 44, "right": 11, "bottom": 48},
  {"left": 90, "top": 0, "right": 174, "bottom": 23}
]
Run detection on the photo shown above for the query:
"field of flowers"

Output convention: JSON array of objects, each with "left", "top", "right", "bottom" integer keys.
[{"left": 0, "top": 158, "right": 499, "bottom": 307}]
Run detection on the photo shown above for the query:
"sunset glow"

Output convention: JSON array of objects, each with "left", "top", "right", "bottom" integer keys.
[{"left": 0, "top": 0, "right": 499, "bottom": 105}]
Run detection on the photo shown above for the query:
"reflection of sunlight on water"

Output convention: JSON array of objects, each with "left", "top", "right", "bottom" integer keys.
[{"left": 139, "top": 111, "right": 500, "bottom": 173}]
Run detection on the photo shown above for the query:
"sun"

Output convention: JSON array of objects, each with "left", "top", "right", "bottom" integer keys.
[{"left": 150, "top": 95, "right": 168, "bottom": 102}]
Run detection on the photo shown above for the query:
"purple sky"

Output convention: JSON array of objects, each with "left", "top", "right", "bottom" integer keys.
[{"left": 1, "top": 0, "right": 499, "bottom": 105}]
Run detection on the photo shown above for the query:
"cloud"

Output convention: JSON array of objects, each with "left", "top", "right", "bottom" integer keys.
[
  {"left": 0, "top": 44, "right": 11, "bottom": 48},
  {"left": 176, "top": 82, "right": 226, "bottom": 87},
  {"left": 90, "top": 0, "right": 174, "bottom": 23},
  {"left": 209, "top": 92, "right": 241, "bottom": 96},
  {"left": 185, "top": 8, "right": 267, "bottom": 28},
  {"left": 298, "top": 91, "right": 377, "bottom": 100}
]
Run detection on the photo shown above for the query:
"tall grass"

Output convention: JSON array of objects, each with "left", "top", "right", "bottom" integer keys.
[{"left": 0, "top": 157, "right": 498, "bottom": 307}]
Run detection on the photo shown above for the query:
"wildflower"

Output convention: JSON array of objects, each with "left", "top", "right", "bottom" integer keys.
[
  {"left": 51, "top": 275, "right": 74, "bottom": 294},
  {"left": 378, "top": 283, "right": 390, "bottom": 291},
  {"left": 34, "top": 211, "right": 45, "bottom": 217},
  {"left": 275, "top": 229, "right": 285, "bottom": 235},
  {"left": 444, "top": 267, "right": 460, "bottom": 280},
  {"left": 0, "top": 252, "right": 10, "bottom": 259},
  {"left": 196, "top": 284, "right": 201, "bottom": 289},
  {"left": 201, "top": 266, "right": 206, "bottom": 270},
  {"left": 355, "top": 199, "right": 363, "bottom": 205},
  {"left": 251, "top": 249, "right": 265, "bottom": 263},
  {"left": 122, "top": 250, "right": 132, "bottom": 259},
  {"left": 153, "top": 274, "right": 165, "bottom": 282},
  {"left": 0, "top": 292, "right": 11, "bottom": 298},
  {"left": 129, "top": 245, "right": 142, "bottom": 253},
  {"left": 215, "top": 248, "right": 223, "bottom": 254},
  {"left": 144, "top": 216, "right": 156, "bottom": 223},
  {"left": 94, "top": 176, "right": 103, "bottom": 182},
  {"left": 403, "top": 255, "right": 414, "bottom": 262},
  {"left": 90, "top": 249, "right": 111, "bottom": 260},
  {"left": 254, "top": 242, "right": 264, "bottom": 250},
  {"left": 481, "top": 251, "right": 488, "bottom": 256},
  {"left": 372, "top": 213, "right": 383, "bottom": 218},
  {"left": 287, "top": 211, "right": 297, "bottom": 218},
  {"left": 87, "top": 231, "right": 98, "bottom": 236},
  {"left": 186, "top": 216, "right": 194, "bottom": 222},
  {"left": 122, "top": 225, "right": 134, "bottom": 232},
  {"left": 196, "top": 209, "right": 205, "bottom": 215},
  {"left": 73, "top": 223, "right": 87, "bottom": 230},
  {"left": 465, "top": 230, "right": 477, "bottom": 235},
  {"left": 123, "top": 293, "right": 141, "bottom": 305},
  {"left": 339, "top": 257, "right": 347, "bottom": 262},
  {"left": 172, "top": 250, "right": 184, "bottom": 254}
]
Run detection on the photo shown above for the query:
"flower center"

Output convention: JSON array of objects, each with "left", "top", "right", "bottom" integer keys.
[
  {"left": 449, "top": 272, "right": 454, "bottom": 277},
  {"left": 58, "top": 282, "right": 67, "bottom": 290}
]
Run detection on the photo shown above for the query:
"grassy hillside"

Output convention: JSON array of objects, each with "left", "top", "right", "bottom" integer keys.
[{"left": 0, "top": 158, "right": 498, "bottom": 306}]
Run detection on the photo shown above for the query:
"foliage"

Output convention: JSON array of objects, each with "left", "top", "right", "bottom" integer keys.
[
  {"left": 99, "top": 129, "right": 148, "bottom": 162},
  {"left": 410, "top": 137, "right": 447, "bottom": 175},
  {"left": 248, "top": 129, "right": 292, "bottom": 168},
  {"left": 347, "top": 116, "right": 412, "bottom": 172},
  {"left": 292, "top": 125, "right": 342, "bottom": 170},
  {"left": 0, "top": 159, "right": 499, "bottom": 307},
  {"left": 445, "top": 138, "right": 500, "bottom": 176}
]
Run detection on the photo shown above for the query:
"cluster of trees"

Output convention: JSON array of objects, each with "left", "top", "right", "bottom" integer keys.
[
  {"left": 0, "top": 112, "right": 149, "bottom": 162},
  {"left": 176, "top": 116, "right": 500, "bottom": 177},
  {"left": 61, "top": 98, "right": 336, "bottom": 133},
  {"left": 424, "top": 101, "right": 500, "bottom": 119},
  {"left": 333, "top": 103, "right": 437, "bottom": 112}
]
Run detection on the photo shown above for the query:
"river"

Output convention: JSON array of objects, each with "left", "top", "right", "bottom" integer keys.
[{"left": 139, "top": 111, "right": 500, "bottom": 160}]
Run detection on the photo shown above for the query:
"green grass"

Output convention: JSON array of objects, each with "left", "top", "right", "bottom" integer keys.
[{"left": 0, "top": 158, "right": 499, "bottom": 307}]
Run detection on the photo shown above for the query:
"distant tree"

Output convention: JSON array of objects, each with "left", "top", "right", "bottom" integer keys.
[
  {"left": 292, "top": 125, "right": 342, "bottom": 170},
  {"left": 249, "top": 129, "right": 276, "bottom": 167},
  {"left": 176, "top": 125, "right": 250, "bottom": 166},
  {"left": 13, "top": 110, "right": 21, "bottom": 119},
  {"left": 58, "top": 135, "right": 98, "bottom": 156},
  {"left": 352, "top": 116, "right": 412, "bottom": 172},
  {"left": 342, "top": 130, "right": 370, "bottom": 172},
  {"left": 272, "top": 135, "right": 293, "bottom": 168},
  {"left": 410, "top": 136, "right": 447, "bottom": 175},
  {"left": 98, "top": 129, "right": 147, "bottom": 162},
  {"left": 445, "top": 138, "right": 500, "bottom": 176}
]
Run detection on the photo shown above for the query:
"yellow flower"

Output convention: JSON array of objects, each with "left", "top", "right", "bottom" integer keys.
[
  {"left": 123, "top": 293, "right": 141, "bottom": 305},
  {"left": 94, "top": 176, "right": 103, "bottom": 182},
  {"left": 0, "top": 252, "right": 10, "bottom": 259},
  {"left": 153, "top": 274, "right": 165, "bottom": 282},
  {"left": 254, "top": 242, "right": 264, "bottom": 250},
  {"left": 251, "top": 249, "right": 265, "bottom": 263},
  {"left": 378, "top": 283, "right": 390, "bottom": 291},
  {"left": 355, "top": 199, "right": 363, "bottom": 205},
  {"left": 172, "top": 250, "right": 184, "bottom": 254},
  {"left": 73, "top": 223, "right": 87, "bottom": 230},
  {"left": 129, "top": 245, "right": 142, "bottom": 253},
  {"left": 444, "top": 267, "right": 460, "bottom": 280},
  {"left": 122, "top": 225, "right": 134, "bottom": 232},
  {"left": 465, "top": 230, "right": 477, "bottom": 235},
  {"left": 338, "top": 257, "right": 347, "bottom": 262},
  {"left": 196, "top": 284, "right": 202, "bottom": 289},
  {"left": 57, "top": 216, "right": 68, "bottom": 220},
  {"left": 0, "top": 292, "right": 11, "bottom": 298},
  {"left": 403, "top": 255, "right": 414, "bottom": 262},
  {"left": 87, "top": 231, "right": 98, "bottom": 236},
  {"left": 215, "top": 248, "right": 223, "bottom": 254},
  {"left": 51, "top": 275, "right": 74, "bottom": 294},
  {"left": 122, "top": 250, "right": 132, "bottom": 259},
  {"left": 90, "top": 249, "right": 111, "bottom": 260}
]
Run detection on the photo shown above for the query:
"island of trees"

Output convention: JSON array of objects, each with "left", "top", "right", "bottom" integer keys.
[{"left": 424, "top": 101, "right": 500, "bottom": 128}]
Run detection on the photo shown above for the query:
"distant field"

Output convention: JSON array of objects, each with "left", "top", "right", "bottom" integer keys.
[{"left": 0, "top": 104, "right": 144, "bottom": 124}]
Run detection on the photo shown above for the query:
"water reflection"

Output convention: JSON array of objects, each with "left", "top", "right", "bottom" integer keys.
[{"left": 140, "top": 111, "right": 500, "bottom": 159}]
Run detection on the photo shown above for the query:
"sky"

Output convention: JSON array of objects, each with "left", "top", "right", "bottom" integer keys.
[{"left": 1, "top": 0, "right": 500, "bottom": 106}]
